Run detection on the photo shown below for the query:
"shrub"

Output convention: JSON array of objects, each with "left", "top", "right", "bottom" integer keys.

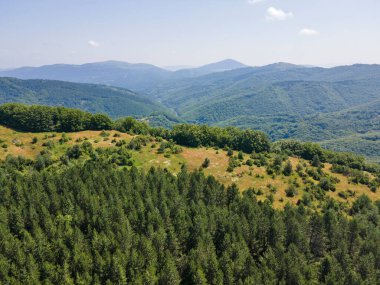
[
  {"left": 59, "top": 133, "right": 69, "bottom": 144},
  {"left": 100, "top": 130, "right": 110, "bottom": 137},
  {"left": 66, "top": 145, "right": 82, "bottom": 159},
  {"left": 42, "top": 140, "right": 55, "bottom": 149},
  {"left": 283, "top": 160, "right": 293, "bottom": 176},
  {"left": 202, "top": 158, "right": 210, "bottom": 168},
  {"left": 246, "top": 159, "right": 253, "bottom": 166},
  {"left": 311, "top": 155, "right": 321, "bottom": 167},
  {"left": 285, "top": 185, "right": 298, "bottom": 197},
  {"left": 227, "top": 165, "right": 234, "bottom": 172},
  {"left": 319, "top": 178, "right": 336, "bottom": 192}
]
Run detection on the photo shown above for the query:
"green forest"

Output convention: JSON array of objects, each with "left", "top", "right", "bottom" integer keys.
[
  {"left": 0, "top": 103, "right": 379, "bottom": 284},
  {"left": 1, "top": 152, "right": 379, "bottom": 284}
]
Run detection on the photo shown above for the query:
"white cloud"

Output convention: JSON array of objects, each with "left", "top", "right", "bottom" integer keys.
[
  {"left": 266, "top": 7, "right": 293, "bottom": 21},
  {"left": 299, "top": 28, "right": 319, "bottom": 36},
  {"left": 247, "top": 0, "right": 266, "bottom": 5},
  {"left": 88, "top": 40, "right": 99, "bottom": 47}
]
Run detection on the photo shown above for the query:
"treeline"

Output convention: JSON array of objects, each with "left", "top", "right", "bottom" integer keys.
[
  {"left": 0, "top": 103, "right": 113, "bottom": 132},
  {"left": 0, "top": 157, "right": 379, "bottom": 284},
  {"left": 273, "top": 140, "right": 380, "bottom": 175},
  {"left": 170, "top": 124, "right": 270, "bottom": 153}
]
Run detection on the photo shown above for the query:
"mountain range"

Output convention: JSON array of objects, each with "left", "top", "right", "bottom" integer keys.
[
  {"left": 0, "top": 59, "right": 379, "bottom": 162},
  {"left": 0, "top": 59, "right": 247, "bottom": 91}
]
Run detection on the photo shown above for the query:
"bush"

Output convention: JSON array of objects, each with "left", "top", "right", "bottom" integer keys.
[
  {"left": 227, "top": 165, "right": 234, "bottom": 172},
  {"left": 202, "top": 158, "right": 210, "bottom": 168},
  {"left": 59, "top": 133, "right": 69, "bottom": 144},
  {"left": 338, "top": 191, "right": 348, "bottom": 199},
  {"left": 311, "top": 155, "right": 321, "bottom": 167},
  {"left": 283, "top": 160, "right": 293, "bottom": 176},
  {"left": 350, "top": 195, "right": 372, "bottom": 214},
  {"left": 246, "top": 159, "right": 253, "bottom": 166},
  {"left": 319, "top": 178, "right": 336, "bottom": 192},
  {"left": 285, "top": 185, "right": 298, "bottom": 197},
  {"left": 42, "top": 140, "right": 55, "bottom": 149},
  {"left": 100, "top": 130, "right": 110, "bottom": 137},
  {"left": 301, "top": 193, "right": 312, "bottom": 206},
  {"left": 66, "top": 145, "right": 82, "bottom": 159}
]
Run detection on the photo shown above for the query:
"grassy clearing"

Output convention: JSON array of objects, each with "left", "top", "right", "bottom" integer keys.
[{"left": 0, "top": 126, "right": 133, "bottom": 160}]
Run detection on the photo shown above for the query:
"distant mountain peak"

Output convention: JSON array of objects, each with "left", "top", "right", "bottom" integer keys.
[
  {"left": 200, "top": 59, "right": 248, "bottom": 70},
  {"left": 260, "top": 62, "right": 302, "bottom": 70},
  {"left": 172, "top": 59, "right": 248, "bottom": 78}
]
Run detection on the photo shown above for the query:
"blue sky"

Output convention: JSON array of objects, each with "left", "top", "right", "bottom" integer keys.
[{"left": 1, "top": 0, "right": 380, "bottom": 68}]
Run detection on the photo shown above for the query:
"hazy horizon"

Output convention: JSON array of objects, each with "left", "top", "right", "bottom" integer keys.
[
  {"left": 3, "top": 58, "right": 380, "bottom": 71},
  {"left": 1, "top": 0, "right": 380, "bottom": 69}
]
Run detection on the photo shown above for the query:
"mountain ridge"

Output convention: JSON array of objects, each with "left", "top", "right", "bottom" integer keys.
[
  {"left": 0, "top": 77, "right": 170, "bottom": 118},
  {"left": 0, "top": 59, "right": 250, "bottom": 91}
]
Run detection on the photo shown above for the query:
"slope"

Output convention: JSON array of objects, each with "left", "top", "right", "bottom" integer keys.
[
  {"left": 147, "top": 64, "right": 380, "bottom": 120},
  {"left": 0, "top": 77, "right": 169, "bottom": 118},
  {"left": 0, "top": 125, "right": 378, "bottom": 208}
]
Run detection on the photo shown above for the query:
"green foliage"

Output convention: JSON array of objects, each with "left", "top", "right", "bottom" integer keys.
[
  {"left": 283, "top": 160, "right": 293, "bottom": 176},
  {"left": 0, "top": 149, "right": 378, "bottom": 283},
  {"left": 319, "top": 177, "right": 336, "bottom": 192},
  {"left": 0, "top": 103, "right": 112, "bottom": 132},
  {"left": 202, "top": 157, "right": 210, "bottom": 168},
  {"left": 66, "top": 145, "right": 82, "bottom": 159},
  {"left": 114, "top": 117, "right": 149, "bottom": 134},
  {"left": 312, "top": 154, "right": 321, "bottom": 167},
  {"left": 170, "top": 124, "right": 270, "bottom": 153},
  {"left": 350, "top": 195, "right": 373, "bottom": 214},
  {"left": 274, "top": 140, "right": 380, "bottom": 176},
  {"left": 285, "top": 184, "right": 298, "bottom": 197}
]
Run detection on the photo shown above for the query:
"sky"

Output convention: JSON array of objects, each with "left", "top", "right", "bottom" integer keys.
[{"left": 1, "top": 0, "right": 380, "bottom": 68}]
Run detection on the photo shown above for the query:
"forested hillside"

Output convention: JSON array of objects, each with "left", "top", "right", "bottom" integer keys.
[
  {"left": 147, "top": 67, "right": 380, "bottom": 122},
  {"left": 215, "top": 101, "right": 380, "bottom": 162},
  {"left": 0, "top": 104, "right": 379, "bottom": 284},
  {"left": 147, "top": 65, "right": 380, "bottom": 162},
  {"left": 1, "top": 158, "right": 379, "bottom": 284},
  {"left": 0, "top": 77, "right": 169, "bottom": 118}
]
